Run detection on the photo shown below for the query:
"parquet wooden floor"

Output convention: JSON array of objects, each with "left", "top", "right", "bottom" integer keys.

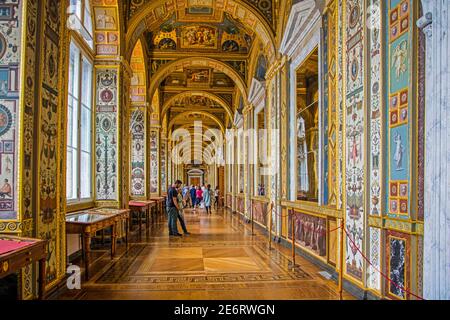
[{"left": 55, "top": 209, "right": 354, "bottom": 300}]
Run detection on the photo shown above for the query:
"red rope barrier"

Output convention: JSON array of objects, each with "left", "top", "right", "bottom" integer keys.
[
  {"left": 265, "top": 207, "right": 424, "bottom": 300},
  {"left": 343, "top": 228, "right": 424, "bottom": 300}
]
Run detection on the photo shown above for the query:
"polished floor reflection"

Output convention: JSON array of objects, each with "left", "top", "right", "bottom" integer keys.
[{"left": 56, "top": 209, "right": 354, "bottom": 300}]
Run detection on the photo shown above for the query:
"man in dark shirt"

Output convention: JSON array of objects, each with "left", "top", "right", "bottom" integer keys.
[{"left": 167, "top": 180, "right": 183, "bottom": 236}]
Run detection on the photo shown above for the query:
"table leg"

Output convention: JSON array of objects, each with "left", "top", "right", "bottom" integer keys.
[
  {"left": 111, "top": 224, "right": 117, "bottom": 258},
  {"left": 125, "top": 218, "right": 129, "bottom": 249},
  {"left": 38, "top": 258, "right": 46, "bottom": 300},
  {"left": 84, "top": 233, "right": 91, "bottom": 281},
  {"left": 139, "top": 209, "right": 142, "bottom": 231}
]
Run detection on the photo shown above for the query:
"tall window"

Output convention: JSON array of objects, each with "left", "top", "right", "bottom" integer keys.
[
  {"left": 68, "top": 0, "right": 94, "bottom": 49},
  {"left": 67, "top": 41, "right": 93, "bottom": 202},
  {"left": 295, "top": 47, "right": 319, "bottom": 202}
]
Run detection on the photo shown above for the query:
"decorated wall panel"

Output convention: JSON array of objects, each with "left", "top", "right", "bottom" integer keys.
[
  {"left": 95, "top": 68, "right": 118, "bottom": 201},
  {"left": 93, "top": 0, "right": 120, "bottom": 56},
  {"left": 386, "top": 0, "right": 412, "bottom": 220},
  {"left": 130, "top": 108, "right": 145, "bottom": 196},
  {"left": 251, "top": 199, "right": 267, "bottom": 227},
  {"left": 38, "top": 0, "right": 66, "bottom": 289},
  {"left": 323, "top": 1, "right": 338, "bottom": 206},
  {"left": 149, "top": 129, "right": 159, "bottom": 194},
  {"left": 16, "top": 0, "right": 39, "bottom": 298},
  {"left": 386, "top": 230, "right": 410, "bottom": 300},
  {"left": 160, "top": 137, "right": 167, "bottom": 193},
  {"left": 344, "top": 0, "right": 365, "bottom": 282},
  {"left": 288, "top": 210, "right": 327, "bottom": 259},
  {"left": 0, "top": 0, "right": 21, "bottom": 221}
]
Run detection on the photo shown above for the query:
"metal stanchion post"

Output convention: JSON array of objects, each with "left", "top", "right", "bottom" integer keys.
[
  {"left": 291, "top": 212, "right": 296, "bottom": 270},
  {"left": 339, "top": 219, "right": 344, "bottom": 300},
  {"left": 268, "top": 203, "right": 273, "bottom": 250}
]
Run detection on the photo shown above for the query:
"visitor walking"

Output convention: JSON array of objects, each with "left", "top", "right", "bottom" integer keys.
[
  {"left": 195, "top": 186, "right": 203, "bottom": 208},
  {"left": 204, "top": 184, "right": 212, "bottom": 215},
  {"left": 182, "top": 184, "right": 190, "bottom": 208},
  {"left": 190, "top": 185, "right": 196, "bottom": 209}
]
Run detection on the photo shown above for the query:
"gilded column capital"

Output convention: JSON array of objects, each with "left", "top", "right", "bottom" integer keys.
[{"left": 242, "top": 104, "right": 253, "bottom": 115}]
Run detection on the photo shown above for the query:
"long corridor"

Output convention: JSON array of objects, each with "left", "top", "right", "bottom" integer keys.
[{"left": 57, "top": 209, "right": 353, "bottom": 300}]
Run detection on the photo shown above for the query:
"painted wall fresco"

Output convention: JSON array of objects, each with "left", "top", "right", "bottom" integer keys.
[
  {"left": 95, "top": 68, "right": 118, "bottom": 200},
  {"left": 149, "top": 130, "right": 159, "bottom": 194},
  {"left": 288, "top": 210, "right": 327, "bottom": 259},
  {"left": 0, "top": 0, "right": 21, "bottom": 221},
  {"left": 367, "top": 0, "right": 382, "bottom": 292},
  {"left": 130, "top": 40, "right": 146, "bottom": 197},
  {"left": 344, "top": 0, "right": 365, "bottom": 282},
  {"left": 130, "top": 108, "right": 145, "bottom": 196},
  {"left": 17, "top": 0, "right": 39, "bottom": 298},
  {"left": 160, "top": 137, "right": 167, "bottom": 193},
  {"left": 251, "top": 199, "right": 267, "bottom": 227},
  {"left": 93, "top": 0, "right": 120, "bottom": 56},
  {"left": 38, "top": 0, "right": 66, "bottom": 289},
  {"left": 386, "top": 0, "right": 411, "bottom": 219}
]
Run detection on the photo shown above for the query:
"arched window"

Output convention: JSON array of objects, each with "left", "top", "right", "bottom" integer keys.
[{"left": 66, "top": 0, "right": 94, "bottom": 203}]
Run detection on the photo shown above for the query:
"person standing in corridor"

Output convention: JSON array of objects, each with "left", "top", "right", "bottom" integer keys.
[
  {"left": 190, "top": 185, "right": 197, "bottom": 210},
  {"left": 167, "top": 180, "right": 182, "bottom": 236},
  {"left": 204, "top": 184, "right": 213, "bottom": 215}
]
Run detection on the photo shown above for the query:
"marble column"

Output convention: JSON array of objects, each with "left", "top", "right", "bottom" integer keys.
[{"left": 418, "top": 0, "right": 450, "bottom": 300}]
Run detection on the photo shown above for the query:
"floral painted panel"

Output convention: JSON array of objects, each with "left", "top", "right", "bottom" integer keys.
[
  {"left": 345, "top": 0, "right": 365, "bottom": 281},
  {"left": 149, "top": 130, "right": 159, "bottom": 194},
  {"left": 0, "top": 0, "right": 21, "bottom": 220},
  {"left": 130, "top": 108, "right": 145, "bottom": 196},
  {"left": 95, "top": 69, "right": 118, "bottom": 200}
]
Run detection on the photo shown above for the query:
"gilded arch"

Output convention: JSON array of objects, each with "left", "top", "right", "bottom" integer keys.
[
  {"left": 149, "top": 57, "right": 248, "bottom": 103},
  {"left": 168, "top": 111, "right": 226, "bottom": 133},
  {"left": 161, "top": 91, "right": 233, "bottom": 121}
]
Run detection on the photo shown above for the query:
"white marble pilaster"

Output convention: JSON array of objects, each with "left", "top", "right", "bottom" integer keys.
[{"left": 418, "top": 0, "right": 450, "bottom": 300}]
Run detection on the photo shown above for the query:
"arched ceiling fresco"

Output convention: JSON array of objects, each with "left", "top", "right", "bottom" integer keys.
[
  {"left": 124, "top": 0, "right": 276, "bottom": 62},
  {"left": 124, "top": 0, "right": 276, "bottom": 33}
]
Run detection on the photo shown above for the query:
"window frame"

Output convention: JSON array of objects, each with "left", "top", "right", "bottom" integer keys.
[
  {"left": 292, "top": 45, "right": 322, "bottom": 204},
  {"left": 66, "top": 35, "right": 95, "bottom": 206},
  {"left": 253, "top": 104, "right": 269, "bottom": 197}
]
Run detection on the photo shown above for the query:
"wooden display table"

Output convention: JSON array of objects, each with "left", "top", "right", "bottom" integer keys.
[
  {"left": 0, "top": 235, "right": 47, "bottom": 300},
  {"left": 91, "top": 208, "right": 130, "bottom": 246},
  {"left": 142, "top": 200, "right": 158, "bottom": 222},
  {"left": 149, "top": 196, "right": 166, "bottom": 217},
  {"left": 129, "top": 201, "right": 151, "bottom": 231},
  {"left": 66, "top": 211, "right": 120, "bottom": 280}
]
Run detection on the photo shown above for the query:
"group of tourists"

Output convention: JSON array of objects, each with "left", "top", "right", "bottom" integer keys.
[{"left": 166, "top": 180, "right": 221, "bottom": 237}]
